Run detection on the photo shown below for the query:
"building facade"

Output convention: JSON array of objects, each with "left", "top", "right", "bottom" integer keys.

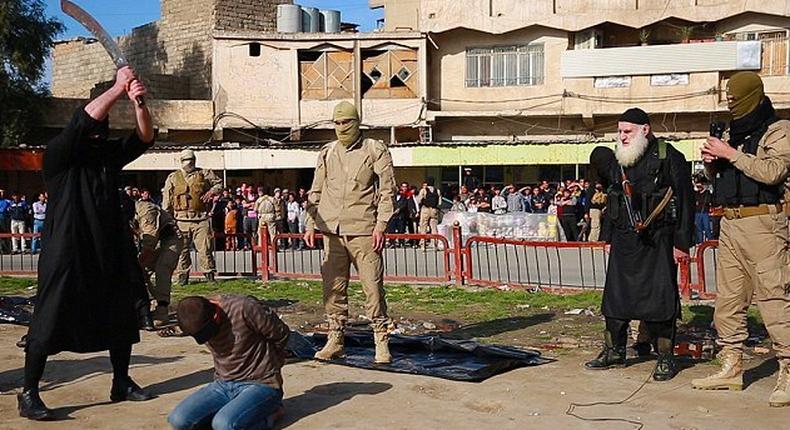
[{"left": 4, "top": 0, "right": 790, "bottom": 197}]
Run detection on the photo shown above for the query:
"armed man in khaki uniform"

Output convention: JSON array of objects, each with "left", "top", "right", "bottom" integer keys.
[
  {"left": 134, "top": 195, "right": 183, "bottom": 326},
  {"left": 255, "top": 188, "right": 278, "bottom": 244},
  {"left": 304, "top": 101, "right": 397, "bottom": 364},
  {"left": 693, "top": 72, "right": 790, "bottom": 407},
  {"left": 163, "top": 150, "right": 223, "bottom": 284},
  {"left": 417, "top": 179, "right": 442, "bottom": 249}
]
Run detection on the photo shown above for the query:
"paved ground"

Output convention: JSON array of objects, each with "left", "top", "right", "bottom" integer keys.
[{"left": 0, "top": 323, "right": 784, "bottom": 430}]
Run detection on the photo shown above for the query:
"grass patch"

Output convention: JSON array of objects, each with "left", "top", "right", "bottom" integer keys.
[
  {"left": 0, "top": 276, "right": 765, "bottom": 333},
  {"left": 174, "top": 280, "right": 603, "bottom": 322},
  {"left": 0, "top": 277, "right": 37, "bottom": 295}
]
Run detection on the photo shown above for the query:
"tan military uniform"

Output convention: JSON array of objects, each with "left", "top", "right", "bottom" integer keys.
[
  {"left": 708, "top": 120, "right": 790, "bottom": 361},
  {"left": 134, "top": 200, "right": 183, "bottom": 304},
  {"left": 306, "top": 138, "right": 397, "bottom": 331},
  {"left": 589, "top": 190, "right": 607, "bottom": 242},
  {"left": 255, "top": 194, "right": 278, "bottom": 243},
  {"left": 162, "top": 168, "right": 223, "bottom": 280},
  {"left": 417, "top": 187, "right": 441, "bottom": 248}
]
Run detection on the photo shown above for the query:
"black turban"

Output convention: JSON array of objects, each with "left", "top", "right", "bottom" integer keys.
[{"left": 619, "top": 108, "right": 650, "bottom": 125}]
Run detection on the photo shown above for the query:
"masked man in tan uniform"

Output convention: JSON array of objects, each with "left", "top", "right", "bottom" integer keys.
[
  {"left": 304, "top": 101, "right": 397, "bottom": 364},
  {"left": 693, "top": 72, "right": 790, "bottom": 407},
  {"left": 163, "top": 150, "right": 223, "bottom": 284},
  {"left": 255, "top": 187, "right": 278, "bottom": 244},
  {"left": 134, "top": 195, "right": 183, "bottom": 326}
]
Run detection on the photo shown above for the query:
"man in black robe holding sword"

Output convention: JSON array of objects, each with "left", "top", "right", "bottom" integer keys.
[
  {"left": 585, "top": 108, "right": 694, "bottom": 381},
  {"left": 18, "top": 66, "right": 155, "bottom": 421}
]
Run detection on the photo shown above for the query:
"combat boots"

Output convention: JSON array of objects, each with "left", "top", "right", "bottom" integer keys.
[
  {"left": 691, "top": 348, "right": 743, "bottom": 391},
  {"left": 652, "top": 338, "right": 678, "bottom": 381},
  {"left": 374, "top": 330, "right": 392, "bottom": 364},
  {"left": 585, "top": 331, "right": 626, "bottom": 370},
  {"left": 769, "top": 359, "right": 790, "bottom": 408},
  {"left": 315, "top": 330, "right": 345, "bottom": 361}
]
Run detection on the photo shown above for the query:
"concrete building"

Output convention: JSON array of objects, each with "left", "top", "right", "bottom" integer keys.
[
  {"left": 370, "top": 0, "right": 790, "bottom": 187},
  {"left": 4, "top": 0, "right": 790, "bottom": 197}
]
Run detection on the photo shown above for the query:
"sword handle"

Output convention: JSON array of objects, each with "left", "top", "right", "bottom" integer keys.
[{"left": 124, "top": 81, "right": 146, "bottom": 107}]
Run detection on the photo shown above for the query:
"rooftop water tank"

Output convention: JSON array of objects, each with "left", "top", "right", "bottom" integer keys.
[
  {"left": 320, "top": 10, "right": 341, "bottom": 33},
  {"left": 277, "top": 4, "right": 302, "bottom": 33},
  {"left": 301, "top": 7, "right": 320, "bottom": 33}
]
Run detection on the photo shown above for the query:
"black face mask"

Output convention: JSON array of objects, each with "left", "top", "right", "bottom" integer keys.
[{"left": 192, "top": 318, "right": 220, "bottom": 345}]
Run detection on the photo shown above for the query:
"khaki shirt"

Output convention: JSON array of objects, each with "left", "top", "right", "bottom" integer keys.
[
  {"left": 306, "top": 138, "right": 396, "bottom": 235},
  {"left": 162, "top": 167, "right": 223, "bottom": 221},
  {"left": 256, "top": 195, "right": 276, "bottom": 221},
  {"left": 134, "top": 200, "right": 177, "bottom": 267},
  {"left": 730, "top": 120, "right": 790, "bottom": 187},
  {"left": 417, "top": 186, "right": 442, "bottom": 211}
]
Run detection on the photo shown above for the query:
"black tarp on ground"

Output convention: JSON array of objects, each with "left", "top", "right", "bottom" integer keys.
[
  {"left": 0, "top": 296, "right": 34, "bottom": 325},
  {"left": 288, "top": 331, "right": 551, "bottom": 382}
]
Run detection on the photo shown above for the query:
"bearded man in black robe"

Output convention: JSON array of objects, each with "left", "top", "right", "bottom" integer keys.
[
  {"left": 18, "top": 67, "right": 156, "bottom": 420},
  {"left": 585, "top": 108, "right": 694, "bottom": 381}
]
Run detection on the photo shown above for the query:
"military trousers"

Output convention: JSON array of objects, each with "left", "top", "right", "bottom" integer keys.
[
  {"left": 589, "top": 209, "right": 602, "bottom": 242},
  {"left": 142, "top": 231, "right": 183, "bottom": 304},
  {"left": 176, "top": 219, "right": 216, "bottom": 279},
  {"left": 715, "top": 209, "right": 790, "bottom": 359},
  {"left": 259, "top": 215, "right": 278, "bottom": 244},
  {"left": 321, "top": 233, "right": 390, "bottom": 332},
  {"left": 419, "top": 207, "right": 440, "bottom": 248}
]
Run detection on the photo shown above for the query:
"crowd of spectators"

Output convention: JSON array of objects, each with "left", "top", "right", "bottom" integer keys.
[
  {"left": 0, "top": 189, "right": 47, "bottom": 254},
  {"left": 0, "top": 173, "right": 722, "bottom": 256}
]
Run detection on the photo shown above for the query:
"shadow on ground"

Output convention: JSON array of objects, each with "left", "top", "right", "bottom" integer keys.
[
  {"left": 0, "top": 355, "right": 183, "bottom": 393},
  {"left": 745, "top": 357, "right": 778, "bottom": 389},
  {"left": 145, "top": 368, "right": 214, "bottom": 397},
  {"left": 279, "top": 382, "right": 392, "bottom": 428},
  {"left": 443, "top": 313, "right": 554, "bottom": 339}
]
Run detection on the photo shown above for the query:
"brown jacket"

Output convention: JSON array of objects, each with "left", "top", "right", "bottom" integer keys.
[
  {"left": 208, "top": 295, "right": 290, "bottom": 390},
  {"left": 306, "top": 138, "right": 396, "bottom": 235}
]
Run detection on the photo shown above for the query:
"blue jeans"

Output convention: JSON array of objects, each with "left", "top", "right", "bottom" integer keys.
[
  {"left": 695, "top": 212, "right": 712, "bottom": 245},
  {"left": 31, "top": 220, "right": 44, "bottom": 253},
  {"left": 168, "top": 380, "right": 282, "bottom": 430}
]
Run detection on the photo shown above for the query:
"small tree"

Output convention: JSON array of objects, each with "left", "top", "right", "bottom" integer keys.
[{"left": 0, "top": 0, "right": 64, "bottom": 147}]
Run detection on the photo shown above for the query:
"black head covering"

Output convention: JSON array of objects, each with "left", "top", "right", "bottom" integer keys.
[{"left": 619, "top": 108, "right": 650, "bottom": 125}]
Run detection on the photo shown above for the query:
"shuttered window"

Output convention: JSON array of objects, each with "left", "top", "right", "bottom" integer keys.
[{"left": 465, "top": 44, "right": 544, "bottom": 88}]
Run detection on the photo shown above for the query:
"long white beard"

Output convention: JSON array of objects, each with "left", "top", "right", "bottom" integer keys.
[{"left": 615, "top": 132, "right": 649, "bottom": 167}]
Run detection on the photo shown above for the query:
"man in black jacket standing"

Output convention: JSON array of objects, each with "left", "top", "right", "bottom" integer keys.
[
  {"left": 19, "top": 67, "right": 155, "bottom": 420},
  {"left": 585, "top": 108, "right": 694, "bottom": 382}
]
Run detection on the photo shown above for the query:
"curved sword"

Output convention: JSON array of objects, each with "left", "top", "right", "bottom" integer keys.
[{"left": 61, "top": 0, "right": 145, "bottom": 106}]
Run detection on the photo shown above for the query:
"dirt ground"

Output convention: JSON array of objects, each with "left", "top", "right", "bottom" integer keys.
[{"left": 0, "top": 319, "right": 787, "bottom": 430}]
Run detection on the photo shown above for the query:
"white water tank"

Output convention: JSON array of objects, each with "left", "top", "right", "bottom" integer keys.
[
  {"left": 277, "top": 4, "right": 302, "bottom": 33},
  {"left": 301, "top": 7, "right": 320, "bottom": 33},
  {"left": 321, "top": 9, "right": 341, "bottom": 33}
]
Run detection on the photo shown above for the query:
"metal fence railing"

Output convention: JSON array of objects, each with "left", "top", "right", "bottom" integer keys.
[{"left": 1, "top": 225, "right": 718, "bottom": 298}]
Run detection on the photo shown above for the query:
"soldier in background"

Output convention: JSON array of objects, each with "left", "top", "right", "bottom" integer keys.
[
  {"left": 163, "top": 150, "right": 223, "bottom": 284},
  {"left": 134, "top": 190, "right": 183, "bottom": 326},
  {"left": 255, "top": 187, "right": 278, "bottom": 244}
]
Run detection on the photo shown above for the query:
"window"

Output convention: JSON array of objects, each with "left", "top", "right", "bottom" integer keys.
[
  {"left": 362, "top": 49, "right": 420, "bottom": 98},
  {"left": 465, "top": 44, "right": 544, "bottom": 88},
  {"left": 299, "top": 50, "right": 354, "bottom": 100}
]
